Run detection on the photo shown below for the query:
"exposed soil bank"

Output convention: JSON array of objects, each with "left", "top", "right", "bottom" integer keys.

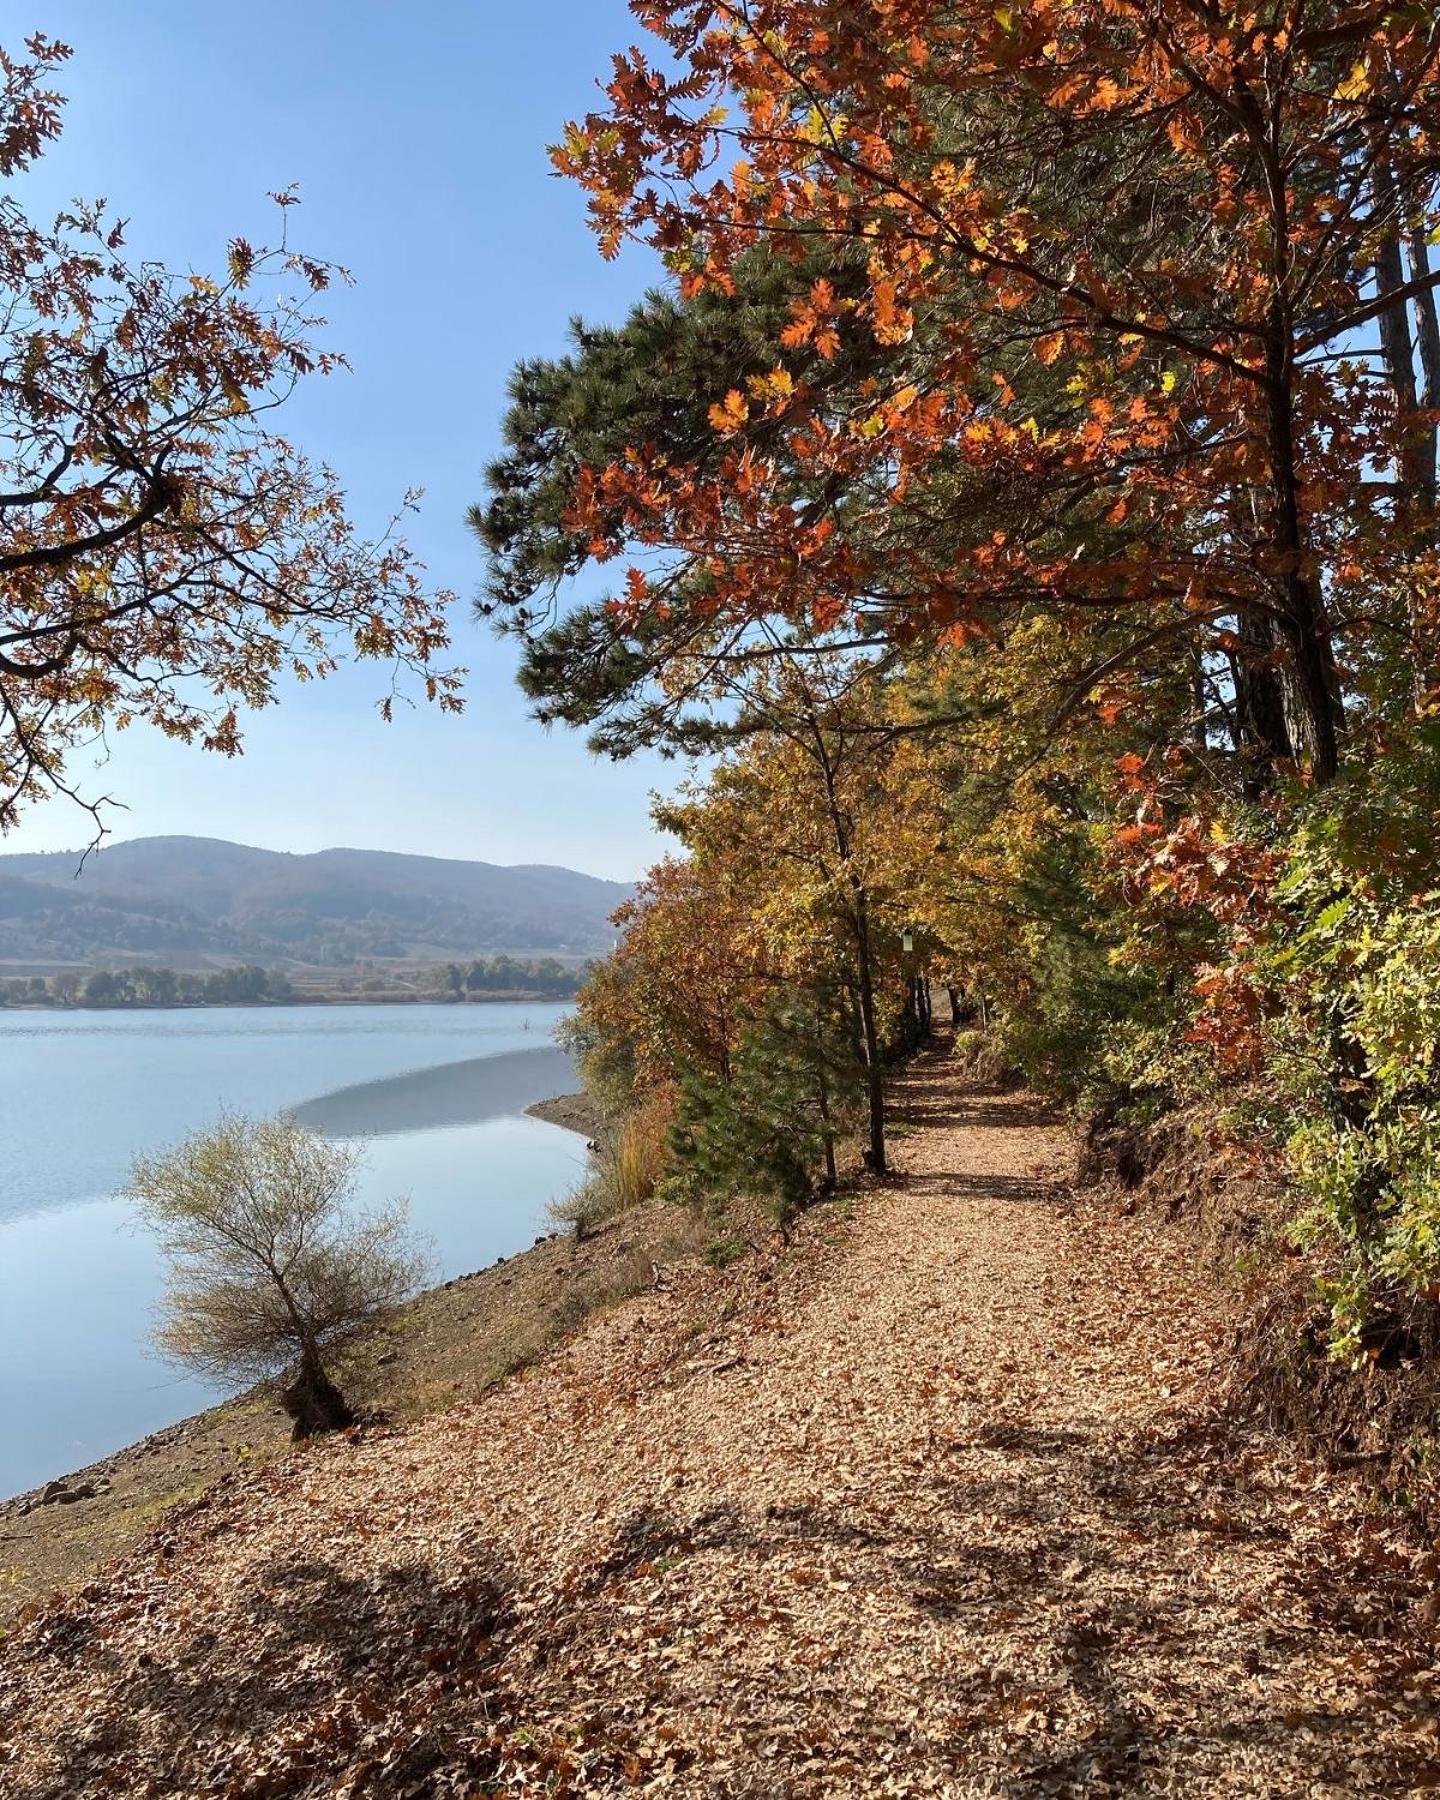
[{"left": 525, "top": 1090, "right": 604, "bottom": 1139}]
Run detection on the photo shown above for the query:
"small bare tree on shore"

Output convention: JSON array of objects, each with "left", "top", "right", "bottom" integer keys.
[{"left": 130, "top": 1115, "right": 428, "bottom": 1438}]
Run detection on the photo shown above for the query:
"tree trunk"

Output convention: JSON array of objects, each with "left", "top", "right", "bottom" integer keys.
[
  {"left": 808, "top": 715, "right": 887, "bottom": 1176},
  {"left": 1405, "top": 210, "right": 1440, "bottom": 694},
  {"left": 1248, "top": 132, "right": 1342, "bottom": 783},
  {"left": 816, "top": 1070, "right": 837, "bottom": 1191},
  {"left": 852, "top": 894, "right": 887, "bottom": 1176},
  {"left": 1373, "top": 152, "right": 1419, "bottom": 430},
  {"left": 947, "top": 985, "right": 962, "bottom": 1026},
  {"left": 1409, "top": 221, "right": 1440, "bottom": 504},
  {"left": 1263, "top": 323, "right": 1342, "bottom": 783},
  {"left": 1230, "top": 605, "right": 1293, "bottom": 788},
  {"left": 281, "top": 1348, "right": 354, "bottom": 1440}
]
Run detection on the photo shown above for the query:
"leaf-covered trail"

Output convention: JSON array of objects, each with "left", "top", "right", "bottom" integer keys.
[{"left": 3, "top": 1039, "right": 1437, "bottom": 1795}]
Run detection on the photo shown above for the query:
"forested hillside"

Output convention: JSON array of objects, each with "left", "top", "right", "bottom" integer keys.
[{"left": 0, "top": 836, "right": 630, "bottom": 964}]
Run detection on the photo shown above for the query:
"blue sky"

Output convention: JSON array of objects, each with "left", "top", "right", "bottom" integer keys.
[{"left": 4, "top": 1, "right": 680, "bottom": 881}]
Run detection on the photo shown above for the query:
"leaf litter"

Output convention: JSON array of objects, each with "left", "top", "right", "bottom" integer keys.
[{"left": 2, "top": 1038, "right": 1438, "bottom": 1795}]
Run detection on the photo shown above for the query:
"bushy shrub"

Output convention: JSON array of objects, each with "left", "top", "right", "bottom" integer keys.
[
  {"left": 991, "top": 889, "right": 1181, "bottom": 1108},
  {"left": 952, "top": 1027, "right": 1011, "bottom": 1086},
  {"left": 1252, "top": 858, "right": 1440, "bottom": 1360}
]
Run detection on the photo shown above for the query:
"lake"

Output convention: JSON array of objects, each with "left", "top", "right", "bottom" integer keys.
[{"left": 0, "top": 1002, "right": 589, "bottom": 1498}]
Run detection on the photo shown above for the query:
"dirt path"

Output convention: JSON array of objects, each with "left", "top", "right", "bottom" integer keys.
[{"left": 2, "top": 1039, "right": 1437, "bottom": 1796}]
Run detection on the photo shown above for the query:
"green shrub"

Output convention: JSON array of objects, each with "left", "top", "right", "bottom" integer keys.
[
  {"left": 703, "top": 1234, "right": 748, "bottom": 1269},
  {"left": 1259, "top": 876, "right": 1440, "bottom": 1357},
  {"left": 1225, "top": 762, "right": 1440, "bottom": 1360},
  {"left": 667, "top": 988, "right": 863, "bottom": 1224}
]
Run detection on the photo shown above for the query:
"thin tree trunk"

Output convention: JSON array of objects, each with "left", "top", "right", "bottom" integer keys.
[
  {"left": 1373, "top": 153, "right": 1419, "bottom": 430},
  {"left": 804, "top": 702, "right": 887, "bottom": 1176},
  {"left": 1410, "top": 223, "right": 1440, "bottom": 498},
  {"left": 947, "top": 986, "right": 962, "bottom": 1026},
  {"left": 1252, "top": 130, "right": 1342, "bottom": 783},
  {"left": 852, "top": 892, "right": 887, "bottom": 1175},
  {"left": 1406, "top": 211, "right": 1440, "bottom": 696},
  {"left": 1263, "top": 326, "right": 1343, "bottom": 783},
  {"left": 816, "top": 1069, "right": 837, "bottom": 1190},
  {"left": 1399, "top": 109, "right": 1440, "bottom": 508}
]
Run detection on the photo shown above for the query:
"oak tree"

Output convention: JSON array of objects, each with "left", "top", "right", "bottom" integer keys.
[
  {"left": 0, "top": 36, "right": 459, "bottom": 832},
  {"left": 554, "top": 0, "right": 1440, "bottom": 784}
]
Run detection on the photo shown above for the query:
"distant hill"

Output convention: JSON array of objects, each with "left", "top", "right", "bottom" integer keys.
[{"left": 0, "top": 836, "right": 633, "bottom": 968}]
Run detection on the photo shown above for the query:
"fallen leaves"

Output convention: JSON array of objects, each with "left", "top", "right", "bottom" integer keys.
[{"left": 2, "top": 1043, "right": 1438, "bottom": 1794}]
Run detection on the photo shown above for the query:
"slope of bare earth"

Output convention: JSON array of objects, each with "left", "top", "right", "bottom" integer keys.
[{"left": 3, "top": 1037, "right": 1438, "bottom": 1796}]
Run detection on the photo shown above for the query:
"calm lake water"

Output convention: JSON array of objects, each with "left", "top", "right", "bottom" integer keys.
[{"left": 0, "top": 1003, "right": 588, "bottom": 1498}]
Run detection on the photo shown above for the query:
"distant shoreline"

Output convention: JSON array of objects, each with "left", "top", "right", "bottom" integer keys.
[{"left": 0, "top": 991, "right": 575, "bottom": 1014}]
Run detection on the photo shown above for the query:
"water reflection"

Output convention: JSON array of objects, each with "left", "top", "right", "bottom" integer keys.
[{"left": 290, "top": 1046, "right": 576, "bottom": 1139}]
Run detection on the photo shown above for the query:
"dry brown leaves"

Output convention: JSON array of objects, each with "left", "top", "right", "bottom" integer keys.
[{"left": 2, "top": 1044, "right": 1438, "bottom": 1796}]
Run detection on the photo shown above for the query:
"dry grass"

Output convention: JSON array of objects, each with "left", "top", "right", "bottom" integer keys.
[
  {"left": 548, "top": 1092, "right": 672, "bottom": 1240},
  {"left": 604, "top": 1092, "right": 672, "bottom": 1206}
]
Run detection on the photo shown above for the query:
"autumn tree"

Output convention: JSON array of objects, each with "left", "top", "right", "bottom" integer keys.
[
  {"left": 550, "top": 1, "right": 1440, "bottom": 787},
  {"left": 564, "top": 851, "right": 765, "bottom": 1108},
  {"left": 130, "top": 1115, "right": 427, "bottom": 1437},
  {"left": 0, "top": 36, "right": 459, "bottom": 832},
  {"left": 475, "top": 0, "right": 1440, "bottom": 1376},
  {"left": 563, "top": 652, "right": 919, "bottom": 1194},
  {"left": 626, "top": 644, "right": 950, "bottom": 1175}
]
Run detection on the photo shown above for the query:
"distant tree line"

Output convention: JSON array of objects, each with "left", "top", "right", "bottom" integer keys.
[
  {"left": 0, "top": 957, "right": 587, "bottom": 1009},
  {"left": 432, "top": 956, "right": 583, "bottom": 999},
  {"left": 0, "top": 965, "right": 297, "bottom": 1008}
]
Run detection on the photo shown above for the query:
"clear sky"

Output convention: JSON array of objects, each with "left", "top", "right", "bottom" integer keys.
[{"left": 4, "top": 1, "right": 679, "bottom": 881}]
